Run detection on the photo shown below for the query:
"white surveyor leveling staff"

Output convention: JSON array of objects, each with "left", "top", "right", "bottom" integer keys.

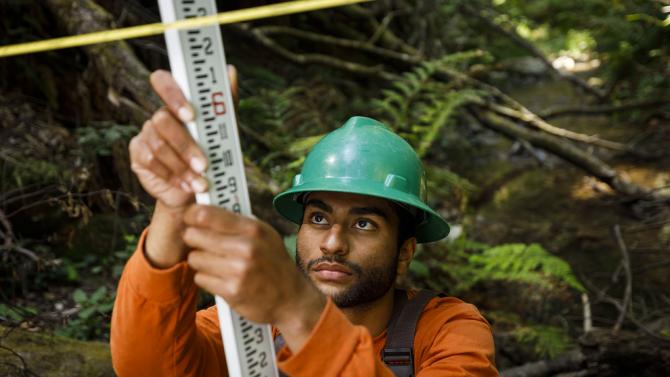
[{"left": 157, "top": 0, "right": 278, "bottom": 376}]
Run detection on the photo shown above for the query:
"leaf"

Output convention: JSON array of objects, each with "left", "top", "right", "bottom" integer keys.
[
  {"left": 90, "top": 286, "right": 107, "bottom": 303},
  {"left": 78, "top": 306, "right": 96, "bottom": 320},
  {"left": 0, "top": 303, "right": 23, "bottom": 322},
  {"left": 73, "top": 289, "right": 87, "bottom": 304},
  {"left": 409, "top": 260, "right": 430, "bottom": 278}
]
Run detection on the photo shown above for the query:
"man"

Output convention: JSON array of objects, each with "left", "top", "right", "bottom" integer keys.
[{"left": 111, "top": 68, "right": 497, "bottom": 376}]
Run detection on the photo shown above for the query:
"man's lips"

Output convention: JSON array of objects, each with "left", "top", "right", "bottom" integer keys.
[
  {"left": 313, "top": 262, "right": 352, "bottom": 274},
  {"left": 312, "top": 262, "right": 353, "bottom": 282}
]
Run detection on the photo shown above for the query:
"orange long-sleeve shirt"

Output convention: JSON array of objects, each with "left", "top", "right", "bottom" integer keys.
[{"left": 111, "top": 230, "right": 498, "bottom": 376}]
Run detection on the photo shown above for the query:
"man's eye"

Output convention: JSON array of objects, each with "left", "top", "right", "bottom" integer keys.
[
  {"left": 311, "top": 214, "right": 328, "bottom": 225},
  {"left": 354, "top": 220, "right": 375, "bottom": 230}
]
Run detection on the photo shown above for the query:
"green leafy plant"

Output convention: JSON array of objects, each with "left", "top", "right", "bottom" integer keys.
[
  {"left": 487, "top": 310, "right": 574, "bottom": 359},
  {"left": 56, "top": 286, "right": 115, "bottom": 341},
  {"left": 373, "top": 51, "right": 489, "bottom": 155},
  {"left": 0, "top": 303, "right": 37, "bottom": 323},
  {"left": 513, "top": 324, "right": 573, "bottom": 358},
  {"left": 465, "top": 243, "right": 585, "bottom": 292},
  {"left": 76, "top": 123, "right": 138, "bottom": 156},
  {"left": 439, "top": 240, "right": 585, "bottom": 294}
]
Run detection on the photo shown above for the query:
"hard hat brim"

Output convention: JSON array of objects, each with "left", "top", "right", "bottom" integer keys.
[{"left": 273, "top": 177, "right": 450, "bottom": 243}]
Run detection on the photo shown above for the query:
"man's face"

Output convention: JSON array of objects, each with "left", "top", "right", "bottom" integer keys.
[{"left": 295, "top": 191, "right": 409, "bottom": 308}]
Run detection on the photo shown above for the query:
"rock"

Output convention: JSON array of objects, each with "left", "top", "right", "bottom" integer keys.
[
  {"left": 0, "top": 325, "right": 114, "bottom": 377},
  {"left": 497, "top": 57, "right": 548, "bottom": 76}
]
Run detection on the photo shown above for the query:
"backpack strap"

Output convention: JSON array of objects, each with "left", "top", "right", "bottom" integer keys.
[
  {"left": 273, "top": 334, "right": 289, "bottom": 377},
  {"left": 274, "top": 289, "right": 439, "bottom": 377},
  {"left": 382, "top": 290, "right": 439, "bottom": 377}
]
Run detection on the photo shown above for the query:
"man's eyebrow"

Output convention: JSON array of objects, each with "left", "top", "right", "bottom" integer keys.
[
  {"left": 304, "top": 199, "right": 332, "bottom": 212},
  {"left": 349, "top": 206, "right": 389, "bottom": 219}
]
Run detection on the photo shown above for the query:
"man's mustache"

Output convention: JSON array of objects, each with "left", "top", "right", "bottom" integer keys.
[{"left": 305, "top": 255, "right": 363, "bottom": 276}]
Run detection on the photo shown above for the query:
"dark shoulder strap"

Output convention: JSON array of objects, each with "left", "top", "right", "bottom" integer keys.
[
  {"left": 274, "top": 334, "right": 289, "bottom": 377},
  {"left": 383, "top": 290, "right": 439, "bottom": 377}
]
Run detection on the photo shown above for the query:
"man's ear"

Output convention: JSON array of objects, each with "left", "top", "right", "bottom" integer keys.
[{"left": 396, "top": 237, "right": 417, "bottom": 276}]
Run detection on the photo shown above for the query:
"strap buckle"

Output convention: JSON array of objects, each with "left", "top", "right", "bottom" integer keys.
[{"left": 382, "top": 347, "right": 413, "bottom": 366}]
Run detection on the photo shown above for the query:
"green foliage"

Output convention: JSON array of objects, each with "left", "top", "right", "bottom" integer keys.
[
  {"left": 237, "top": 75, "right": 345, "bottom": 189},
  {"left": 512, "top": 324, "right": 572, "bottom": 359},
  {"left": 425, "top": 164, "right": 478, "bottom": 211},
  {"left": 373, "top": 51, "right": 489, "bottom": 152},
  {"left": 9, "top": 158, "right": 63, "bottom": 187},
  {"left": 0, "top": 303, "right": 37, "bottom": 323},
  {"left": 413, "top": 233, "right": 584, "bottom": 296},
  {"left": 488, "top": 310, "right": 573, "bottom": 359},
  {"left": 466, "top": 243, "right": 586, "bottom": 293},
  {"left": 443, "top": 239, "right": 585, "bottom": 292},
  {"left": 56, "top": 234, "right": 137, "bottom": 283},
  {"left": 370, "top": 52, "right": 487, "bottom": 212},
  {"left": 76, "top": 123, "right": 138, "bottom": 156},
  {"left": 56, "top": 286, "right": 115, "bottom": 341},
  {"left": 495, "top": 0, "right": 670, "bottom": 100},
  {"left": 47, "top": 234, "right": 137, "bottom": 341}
]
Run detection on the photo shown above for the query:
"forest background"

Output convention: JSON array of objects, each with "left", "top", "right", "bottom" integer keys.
[{"left": 0, "top": 0, "right": 669, "bottom": 376}]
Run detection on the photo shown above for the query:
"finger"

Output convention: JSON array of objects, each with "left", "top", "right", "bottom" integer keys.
[
  {"left": 150, "top": 69, "right": 194, "bottom": 123},
  {"left": 227, "top": 65, "right": 238, "bottom": 108},
  {"left": 188, "top": 250, "right": 243, "bottom": 278},
  {"left": 183, "top": 204, "right": 257, "bottom": 233},
  {"left": 193, "top": 271, "right": 234, "bottom": 298},
  {"left": 129, "top": 134, "right": 171, "bottom": 181},
  {"left": 150, "top": 108, "right": 208, "bottom": 176},
  {"left": 183, "top": 227, "right": 252, "bottom": 258},
  {"left": 143, "top": 118, "right": 207, "bottom": 192}
]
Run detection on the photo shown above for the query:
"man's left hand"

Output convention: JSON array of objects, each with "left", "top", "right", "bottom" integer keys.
[{"left": 182, "top": 204, "right": 325, "bottom": 346}]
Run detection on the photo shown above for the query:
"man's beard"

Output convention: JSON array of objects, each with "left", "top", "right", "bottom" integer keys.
[{"left": 296, "top": 249, "right": 399, "bottom": 308}]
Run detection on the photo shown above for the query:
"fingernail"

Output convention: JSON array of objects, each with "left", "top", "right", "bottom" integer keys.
[
  {"left": 178, "top": 105, "right": 194, "bottom": 122},
  {"left": 190, "top": 157, "right": 206, "bottom": 173},
  {"left": 191, "top": 178, "right": 207, "bottom": 193},
  {"left": 180, "top": 180, "right": 192, "bottom": 193}
]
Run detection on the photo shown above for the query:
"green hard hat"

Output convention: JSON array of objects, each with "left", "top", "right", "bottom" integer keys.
[{"left": 272, "top": 116, "right": 450, "bottom": 243}]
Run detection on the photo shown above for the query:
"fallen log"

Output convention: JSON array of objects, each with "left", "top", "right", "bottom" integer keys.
[
  {"left": 501, "top": 329, "right": 670, "bottom": 377},
  {"left": 471, "top": 108, "right": 663, "bottom": 201}
]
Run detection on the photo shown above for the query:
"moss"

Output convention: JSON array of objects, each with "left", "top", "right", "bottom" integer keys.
[{"left": 0, "top": 326, "right": 114, "bottom": 377}]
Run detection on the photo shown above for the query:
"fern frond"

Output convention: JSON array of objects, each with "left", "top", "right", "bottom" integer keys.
[{"left": 468, "top": 243, "right": 586, "bottom": 292}]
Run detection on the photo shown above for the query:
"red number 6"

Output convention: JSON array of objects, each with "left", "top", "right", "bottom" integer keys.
[{"left": 212, "top": 92, "right": 226, "bottom": 115}]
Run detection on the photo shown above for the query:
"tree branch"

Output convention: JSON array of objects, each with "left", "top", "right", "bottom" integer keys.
[
  {"left": 487, "top": 102, "right": 634, "bottom": 153},
  {"left": 612, "top": 224, "right": 632, "bottom": 335},
  {"left": 339, "top": 4, "right": 420, "bottom": 57},
  {"left": 500, "top": 350, "right": 585, "bottom": 377},
  {"left": 234, "top": 24, "right": 397, "bottom": 81},
  {"left": 471, "top": 108, "right": 659, "bottom": 200},
  {"left": 255, "top": 25, "right": 420, "bottom": 65},
  {"left": 540, "top": 98, "right": 670, "bottom": 120}
]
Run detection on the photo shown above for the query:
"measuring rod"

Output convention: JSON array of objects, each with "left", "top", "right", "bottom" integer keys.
[{"left": 158, "top": 0, "right": 278, "bottom": 376}]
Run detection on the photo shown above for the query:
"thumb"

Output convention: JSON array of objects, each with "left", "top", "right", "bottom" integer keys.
[{"left": 227, "top": 64, "right": 239, "bottom": 109}]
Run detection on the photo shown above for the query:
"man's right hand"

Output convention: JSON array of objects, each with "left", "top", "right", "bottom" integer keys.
[
  {"left": 129, "top": 67, "right": 238, "bottom": 268},
  {"left": 129, "top": 70, "right": 208, "bottom": 209}
]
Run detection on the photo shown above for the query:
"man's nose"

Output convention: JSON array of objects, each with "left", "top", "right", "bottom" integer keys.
[{"left": 320, "top": 224, "right": 349, "bottom": 256}]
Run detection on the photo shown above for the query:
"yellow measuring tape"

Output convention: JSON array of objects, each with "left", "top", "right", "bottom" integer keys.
[{"left": 0, "top": 0, "right": 371, "bottom": 58}]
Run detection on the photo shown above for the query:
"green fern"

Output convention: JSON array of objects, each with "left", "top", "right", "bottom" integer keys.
[
  {"left": 487, "top": 311, "right": 573, "bottom": 359},
  {"left": 373, "top": 50, "right": 488, "bottom": 159},
  {"left": 513, "top": 324, "right": 573, "bottom": 359},
  {"left": 466, "top": 243, "right": 585, "bottom": 292}
]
